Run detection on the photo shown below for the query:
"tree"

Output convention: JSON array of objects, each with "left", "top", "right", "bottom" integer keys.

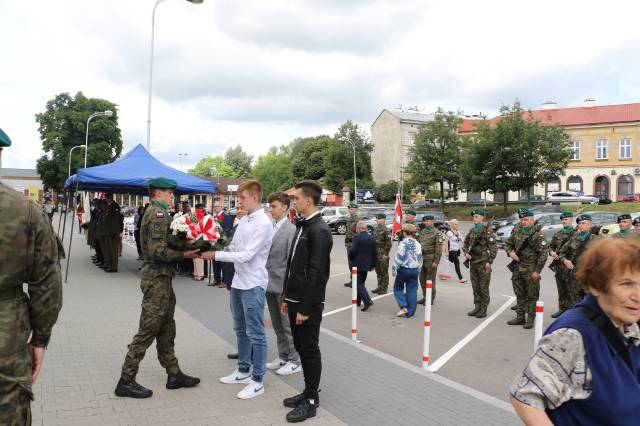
[
  {"left": 324, "top": 120, "right": 373, "bottom": 193},
  {"left": 289, "top": 135, "right": 334, "bottom": 182},
  {"left": 188, "top": 156, "right": 237, "bottom": 177},
  {"left": 224, "top": 145, "right": 253, "bottom": 178},
  {"left": 406, "top": 110, "right": 463, "bottom": 212},
  {"left": 252, "top": 146, "right": 293, "bottom": 198},
  {"left": 376, "top": 180, "right": 399, "bottom": 202},
  {"left": 35, "top": 92, "right": 122, "bottom": 191}
]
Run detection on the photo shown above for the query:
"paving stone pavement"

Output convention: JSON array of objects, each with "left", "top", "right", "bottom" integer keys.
[{"left": 32, "top": 233, "right": 344, "bottom": 425}]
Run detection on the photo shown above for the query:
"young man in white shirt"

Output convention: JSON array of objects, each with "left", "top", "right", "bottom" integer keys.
[{"left": 201, "top": 180, "right": 273, "bottom": 399}]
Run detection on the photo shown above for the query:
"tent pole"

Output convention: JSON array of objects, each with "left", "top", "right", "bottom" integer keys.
[
  {"left": 60, "top": 192, "right": 70, "bottom": 243},
  {"left": 64, "top": 187, "right": 78, "bottom": 283},
  {"left": 56, "top": 198, "right": 63, "bottom": 236}
]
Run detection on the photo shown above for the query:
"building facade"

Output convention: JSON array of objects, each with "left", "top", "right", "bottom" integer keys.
[{"left": 0, "top": 168, "right": 46, "bottom": 202}]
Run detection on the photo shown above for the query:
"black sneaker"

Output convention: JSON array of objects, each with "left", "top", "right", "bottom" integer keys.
[
  {"left": 286, "top": 399, "right": 317, "bottom": 423},
  {"left": 343, "top": 282, "right": 352, "bottom": 288},
  {"left": 284, "top": 391, "right": 320, "bottom": 408},
  {"left": 166, "top": 371, "right": 200, "bottom": 389},
  {"left": 114, "top": 379, "right": 153, "bottom": 398}
]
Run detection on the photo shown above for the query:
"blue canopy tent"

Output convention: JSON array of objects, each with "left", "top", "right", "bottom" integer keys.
[
  {"left": 65, "top": 143, "right": 215, "bottom": 194},
  {"left": 62, "top": 144, "right": 215, "bottom": 282}
]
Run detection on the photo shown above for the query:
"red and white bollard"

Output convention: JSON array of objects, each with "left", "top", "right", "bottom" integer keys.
[
  {"left": 351, "top": 266, "right": 358, "bottom": 342},
  {"left": 422, "top": 280, "right": 433, "bottom": 370},
  {"left": 534, "top": 301, "right": 544, "bottom": 350}
]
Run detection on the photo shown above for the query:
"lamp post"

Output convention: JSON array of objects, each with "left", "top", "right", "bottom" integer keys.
[
  {"left": 84, "top": 110, "right": 114, "bottom": 169},
  {"left": 178, "top": 153, "right": 188, "bottom": 171},
  {"left": 146, "top": 0, "right": 205, "bottom": 152},
  {"left": 68, "top": 145, "right": 86, "bottom": 177},
  {"left": 346, "top": 140, "right": 357, "bottom": 204}
]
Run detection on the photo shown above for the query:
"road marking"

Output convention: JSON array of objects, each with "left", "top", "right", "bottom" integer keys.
[
  {"left": 427, "top": 295, "right": 517, "bottom": 373},
  {"left": 323, "top": 292, "right": 394, "bottom": 317}
]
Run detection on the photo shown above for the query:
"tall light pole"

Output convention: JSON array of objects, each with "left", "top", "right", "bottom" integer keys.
[
  {"left": 68, "top": 145, "right": 86, "bottom": 177},
  {"left": 147, "top": 0, "right": 205, "bottom": 152},
  {"left": 84, "top": 111, "right": 114, "bottom": 169},
  {"left": 346, "top": 140, "right": 357, "bottom": 204}
]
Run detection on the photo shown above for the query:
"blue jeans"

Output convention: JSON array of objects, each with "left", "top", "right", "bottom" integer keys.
[
  {"left": 230, "top": 287, "right": 267, "bottom": 382},
  {"left": 393, "top": 267, "right": 419, "bottom": 317}
]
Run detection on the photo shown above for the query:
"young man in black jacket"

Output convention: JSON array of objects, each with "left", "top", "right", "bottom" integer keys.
[{"left": 281, "top": 180, "right": 333, "bottom": 423}]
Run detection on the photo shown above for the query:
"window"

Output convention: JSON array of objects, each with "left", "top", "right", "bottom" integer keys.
[
  {"left": 617, "top": 175, "right": 634, "bottom": 197},
  {"left": 567, "top": 175, "right": 583, "bottom": 192},
  {"left": 596, "top": 139, "right": 608, "bottom": 159},
  {"left": 338, "top": 208, "right": 348, "bottom": 216},
  {"left": 619, "top": 138, "right": 632, "bottom": 159},
  {"left": 570, "top": 140, "right": 580, "bottom": 160},
  {"left": 321, "top": 208, "right": 335, "bottom": 217}
]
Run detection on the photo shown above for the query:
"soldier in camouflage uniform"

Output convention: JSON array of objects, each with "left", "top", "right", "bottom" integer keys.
[
  {"left": 343, "top": 203, "right": 359, "bottom": 287},
  {"left": 115, "top": 178, "right": 201, "bottom": 399},
  {"left": 634, "top": 216, "right": 640, "bottom": 234},
  {"left": 558, "top": 213, "right": 601, "bottom": 309},
  {"left": 612, "top": 213, "right": 634, "bottom": 238},
  {"left": 372, "top": 213, "right": 392, "bottom": 294},
  {"left": 548, "top": 211, "right": 576, "bottom": 318},
  {"left": 505, "top": 209, "right": 548, "bottom": 329},
  {"left": 399, "top": 209, "right": 417, "bottom": 242},
  {"left": 462, "top": 209, "right": 497, "bottom": 318},
  {"left": 0, "top": 182, "right": 63, "bottom": 425},
  {"left": 417, "top": 214, "right": 443, "bottom": 305}
]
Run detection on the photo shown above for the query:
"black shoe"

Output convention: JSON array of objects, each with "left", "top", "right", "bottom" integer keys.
[
  {"left": 467, "top": 307, "right": 479, "bottom": 316},
  {"left": 114, "top": 379, "right": 153, "bottom": 398},
  {"left": 343, "top": 282, "right": 352, "bottom": 288},
  {"left": 551, "top": 310, "right": 563, "bottom": 318},
  {"left": 378, "top": 288, "right": 388, "bottom": 294},
  {"left": 105, "top": 269, "right": 118, "bottom": 273},
  {"left": 417, "top": 298, "right": 426, "bottom": 305},
  {"left": 166, "top": 371, "right": 200, "bottom": 389},
  {"left": 361, "top": 302, "right": 373, "bottom": 312},
  {"left": 475, "top": 310, "right": 487, "bottom": 319},
  {"left": 510, "top": 305, "right": 517, "bottom": 311},
  {"left": 227, "top": 353, "right": 239, "bottom": 359},
  {"left": 523, "top": 321, "right": 534, "bottom": 329},
  {"left": 284, "top": 391, "right": 320, "bottom": 408},
  {"left": 507, "top": 317, "right": 525, "bottom": 326},
  {"left": 371, "top": 288, "right": 380, "bottom": 294},
  {"left": 286, "top": 399, "right": 317, "bottom": 423}
]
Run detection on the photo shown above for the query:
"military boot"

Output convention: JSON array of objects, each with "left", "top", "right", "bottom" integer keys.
[
  {"left": 550, "top": 310, "right": 563, "bottom": 319},
  {"left": 114, "top": 379, "right": 153, "bottom": 398},
  {"left": 378, "top": 287, "right": 388, "bottom": 294},
  {"left": 510, "top": 305, "right": 517, "bottom": 310},
  {"left": 467, "top": 305, "right": 480, "bottom": 316},
  {"left": 371, "top": 288, "right": 381, "bottom": 294},
  {"left": 523, "top": 317, "right": 535, "bottom": 329},
  {"left": 475, "top": 308, "right": 487, "bottom": 318},
  {"left": 166, "top": 371, "right": 201, "bottom": 389},
  {"left": 507, "top": 317, "right": 525, "bottom": 326}
]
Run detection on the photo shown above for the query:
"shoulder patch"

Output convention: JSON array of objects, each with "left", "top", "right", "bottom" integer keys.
[{"left": 156, "top": 212, "right": 165, "bottom": 218}]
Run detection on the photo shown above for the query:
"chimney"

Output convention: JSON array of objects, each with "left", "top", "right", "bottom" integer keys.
[
  {"left": 583, "top": 97, "right": 596, "bottom": 107},
  {"left": 541, "top": 100, "right": 558, "bottom": 110}
]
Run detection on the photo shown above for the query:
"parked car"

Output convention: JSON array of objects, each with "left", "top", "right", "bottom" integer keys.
[
  {"left": 495, "top": 212, "right": 569, "bottom": 247},
  {"left": 413, "top": 199, "right": 441, "bottom": 209},
  {"left": 490, "top": 205, "right": 564, "bottom": 231},
  {"left": 622, "top": 193, "right": 640, "bottom": 202},
  {"left": 599, "top": 212, "right": 640, "bottom": 236},
  {"left": 467, "top": 198, "right": 494, "bottom": 206},
  {"left": 546, "top": 191, "right": 598, "bottom": 205},
  {"left": 321, "top": 206, "right": 350, "bottom": 234},
  {"left": 587, "top": 194, "right": 612, "bottom": 204},
  {"left": 518, "top": 195, "right": 545, "bottom": 202}
]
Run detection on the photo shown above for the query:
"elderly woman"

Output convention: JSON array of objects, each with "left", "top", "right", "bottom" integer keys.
[
  {"left": 510, "top": 237, "right": 640, "bottom": 425},
  {"left": 444, "top": 219, "right": 465, "bottom": 283},
  {"left": 391, "top": 224, "right": 424, "bottom": 318}
]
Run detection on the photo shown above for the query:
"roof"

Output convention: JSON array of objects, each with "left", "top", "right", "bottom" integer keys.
[
  {"left": 459, "top": 102, "right": 640, "bottom": 133},
  {"left": 0, "top": 168, "right": 39, "bottom": 178},
  {"left": 204, "top": 177, "right": 251, "bottom": 193},
  {"left": 372, "top": 108, "right": 434, "bottom": 127}
]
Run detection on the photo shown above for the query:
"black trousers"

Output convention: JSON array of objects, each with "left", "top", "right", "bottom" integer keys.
[
  {"left": 448, "top": 250, "right": 463, "bottom": 280},
  {"left": 288, "top": 302, "right": 323, "bottom": 399},
  {"left": 356, "top": 270, "right": 372, "bottom": 305},
  {"left": 134, "top": 230, "right": 142, "bottom": 257}
]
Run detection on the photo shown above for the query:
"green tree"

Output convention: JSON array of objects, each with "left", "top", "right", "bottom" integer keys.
[
  {"left": 188, "top": 155, "right": 237, "bottom": 177},
  {"left": 376, "top": 180, "right": 399, "bottom": 202},
  {"left": 224, "top": 145, "right": 253, "bottom": 178},
  {"left": 289, "top": 135, "right": 334, "bottom": 181},
  {"left": 406, "top": 110, "right": 463, "bottom": 212},
  {"left": 324, "top": 121, "right": 373, "bottom": 193},
  {"left": 35, "top": 92, "right": 123, "bottom": 191},
  {"left": 252, "top": 146, "right": 293, "bottom": 198}
]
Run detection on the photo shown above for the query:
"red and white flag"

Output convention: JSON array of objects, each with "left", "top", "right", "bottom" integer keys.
[{"left": 392, "top": 192, "right": 403, "bottom": 236}]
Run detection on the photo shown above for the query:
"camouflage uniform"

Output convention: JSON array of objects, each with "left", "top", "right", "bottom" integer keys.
[
  {"left": 0, "top": 183, "right": 63, "bottom": 425},
  {"left": 373, "top": 224, "right": 392, "bottom": 293},
  {"left": 120, "top": 200, "right": 184, "bottom": 382},
  {"left": 505, "top": 226, "right": 548, "bottom": 323},
  {"left": 102, "top": 200, "right": 122, "bottom": 271},
  {"left": 398, "top": 219, "right": 416, "bottom": 242},
  {"left": 344, "top": 213, "right": 359, "bottom": 274},
  {"left": 548, "top": 227, "right": 575, "bottom": 312},
  {"left": 612, "top": 229, "right": 634, "bottom": 238},
  {"left": 462, "top": 223, "right": 497, "bottom": 316},
  {"left": 418, "top": 227, "right": 443, "bottom": 303},
  {"left": 558, "top": 231, "right": 600, "bottom": 308}
]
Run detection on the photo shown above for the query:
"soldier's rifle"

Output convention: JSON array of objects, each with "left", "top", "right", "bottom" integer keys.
[
  {"left": 548, "top": 229, "right": 575, "bottom": 272},
  {"left": 507, "top": 224, "right": 543, "bottom": 273}
]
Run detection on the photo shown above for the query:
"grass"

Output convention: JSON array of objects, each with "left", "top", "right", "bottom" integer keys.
[{"left": 442, "top": 202, "right": 640, "bottom": 221}]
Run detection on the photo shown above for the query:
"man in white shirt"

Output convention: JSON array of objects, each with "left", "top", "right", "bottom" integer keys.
[{"left": 201, "top": 180, "right": 273, "bottom": 399}]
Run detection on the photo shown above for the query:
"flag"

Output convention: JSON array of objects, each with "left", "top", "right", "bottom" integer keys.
[
  {"left": 392, "top": 192, "right": 403, "bottom": 236},
  {"left": 81, "top": 192, "right": 91, "bottom": 225}
]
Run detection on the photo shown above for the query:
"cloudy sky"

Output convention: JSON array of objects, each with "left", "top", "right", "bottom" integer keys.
[{"left": 1, "top": 0, "right": 640, "bottom": 171}]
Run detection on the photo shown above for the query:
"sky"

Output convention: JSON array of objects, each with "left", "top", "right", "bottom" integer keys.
[{"left": 1, "top": 0, "right": 640, "bottom": 171}]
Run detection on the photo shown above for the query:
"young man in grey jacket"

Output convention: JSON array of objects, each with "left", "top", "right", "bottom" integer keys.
[{"left": 265, "top": 192, "right": 301, "bottom": 375}]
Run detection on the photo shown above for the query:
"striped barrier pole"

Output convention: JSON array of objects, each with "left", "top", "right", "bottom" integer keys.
[
  {"left": 422, "top": 280, "right": 433, "bottom": 370},
  {"left": 534, "top": 301, "right": 544, "bottom": 350},
  {"left": 351, "top": 267, "right": 358, "bottom": 342}
]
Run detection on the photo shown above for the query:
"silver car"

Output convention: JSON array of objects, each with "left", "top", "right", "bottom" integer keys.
[
  {"left": 495, "top": 212, "right": 572, "bottom": 247},
  {"left": 546, "top": 191, "right": 598, "bottom": 205}
]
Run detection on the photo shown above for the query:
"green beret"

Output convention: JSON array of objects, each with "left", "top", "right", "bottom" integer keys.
[
  {"left": 406, "top": 209, "right": 416, "bottom": 216},
  {"left": 520, "top": 208, "right": 534, "bottom": 218},
  {"left": 617, "top": 213, "right": 632, "bottom": 222},
  {"left": 149, "top": 177, "right": 177, "bottom": 189},
  {"left": 376, "top": 213, "right": 386, "bottom": 219},
  {"left": 422, "top": 214, "right": 435, "bottom": 221},
  {"left": 348, "top": 203, "right": 358, "bottom": 209},
  {"left": 471, "top": 209, "right": 485, "bottom": 217},
  {"left": 576, "top": 213, "right": 592, "bottom": 223},
  {"left": 560, "top": 211, "right": 573, "bottom": 219},
  {"left": 633, "top": 217, "right": 640, "bottom": 225}
]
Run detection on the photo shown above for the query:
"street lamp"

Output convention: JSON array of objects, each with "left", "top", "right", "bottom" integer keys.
[
  {"left": 346, "top": 140, "right": 357, "bottom": 204},
  {"left": 146, "top": 0, "right": 205, "bottom": 152},
  {"left": 178, "top": 153, "right": 188, "bottom": 171},
  {"left": 84, "top": 110, "right": 114, "bottom": 168},
  {"left": 68, "top": 145, "right": 86, "bottom": 177}
]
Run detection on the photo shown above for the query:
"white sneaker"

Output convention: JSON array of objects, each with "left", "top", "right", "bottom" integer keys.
[
  {"left": 459, "top": 279, "right": 467, "bottom": 283},
  {"left": 397, "top": 308, "right": 408, "bottom": 317},
  {"left": 237, "top": 380, "right": 264, "bottom": 399},
  {"left": 275, "top": 362, "right": 302, "bottom": 376},
  {"left": 266, "top": 357, "right": 286, "bottom": 370},
  {"left": 219, "top": 369, "right": 252, "bottom": 384}
]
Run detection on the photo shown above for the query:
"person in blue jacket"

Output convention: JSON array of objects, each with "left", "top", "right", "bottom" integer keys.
[{"left": 348, "top": 220, "right": 378, "bottom": 312}]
